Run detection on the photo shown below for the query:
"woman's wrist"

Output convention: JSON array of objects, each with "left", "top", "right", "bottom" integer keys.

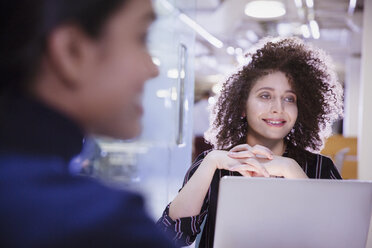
[
  {"left": 285, "top": 158, "right": 308, "bottom": 179},
  {"left": 203, "top": 151, "right": 219, "bottom": 171}
]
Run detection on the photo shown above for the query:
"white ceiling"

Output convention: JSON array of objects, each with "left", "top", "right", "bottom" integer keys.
[{"left": 177, "top": 0, "right": 364, "bottom": 93}]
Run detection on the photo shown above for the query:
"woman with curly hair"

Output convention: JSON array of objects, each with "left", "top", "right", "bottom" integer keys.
[{"left": 157, "top": 37, "right": 343, "bottom": 247}]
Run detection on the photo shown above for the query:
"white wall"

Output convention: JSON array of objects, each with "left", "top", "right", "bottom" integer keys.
[
  {"left": 358, "top": 0, "right": 372, "bottom": 246},
  {"left": 344, "top": 57, "right": 361, "bottom": 137},
  {"left": 358, "top": 0, "right": 372, "bottom": 180}
]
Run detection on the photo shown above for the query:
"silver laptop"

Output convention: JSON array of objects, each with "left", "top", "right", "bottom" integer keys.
[{"left": 213, "top": 177, "right": 372, "bottom": 248}]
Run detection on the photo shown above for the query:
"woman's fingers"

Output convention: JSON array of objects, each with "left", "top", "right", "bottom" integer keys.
[
  {"left": 226, "top": 153, "right": 307, "bottom": 179},
  {"left": 228, "top": 144, "right": 255, "bottom": 158},
  {"left": 228, "top": 150, "right": 255, "bottom": 158},
  {"left": 212, "top": 149, "right": 275, "bottom": 178},
  {"left": 251, "top": 145, "right": 274, "bottom": 159},
  {"left": 243, "top": 158, "right": 270, "bottom": 177},
  {"left": 228, "top": 144, "right": 273, "bottom": 160},
  {"left": 230, "top": 160, "right": 270, "bottom": 178},
  {"left": 229, "top": 144, "right": 252, "bottom": 152},
  {"left": 230, "top": 165, "right": 253, "bottom": 177},
  {"left": 237, "top": 170, "right": 252, "bottom": 177}
]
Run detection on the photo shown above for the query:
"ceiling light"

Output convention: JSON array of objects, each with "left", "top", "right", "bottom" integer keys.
[
  {"left": 235, "top": 47, "right": 243, "bottom": 55},
  {"left": 294, "top": 0, "right": 302, "bottom": 8},
  {"left": 226, "top": 46, "right": 235, "bottom": 55},
  {"left": 301, "top": 24, "right": 311, "bottom": 38},
  {"left": 167, "top": 69, "right": 185, "bottom": 79},
  {"left": 159, "top": 0, "right": 224, "bottom": 49},
  {"left": 309, "top": 20, "right": 320, "bottom": 39},
  {"left": 179, "top": 13, "right": 224, "bottom": 48},
  {"left": 245, "top": 1, "right": 286, "bottom": 19},
  {"left": 305, "top": 0, "right": 314, "bottom": 8},
  {"left": 348, "top": 0, "right": 357, "bottom": 15}
]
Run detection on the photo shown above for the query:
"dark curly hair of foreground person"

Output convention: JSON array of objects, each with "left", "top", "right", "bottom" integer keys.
[{"left": 205, "top": 37, "right": 343, "bottom": 164}]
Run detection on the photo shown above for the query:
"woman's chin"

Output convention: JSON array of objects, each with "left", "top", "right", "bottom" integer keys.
[{"left": 93, "top": 121, "right": 142, "bottom": 141}]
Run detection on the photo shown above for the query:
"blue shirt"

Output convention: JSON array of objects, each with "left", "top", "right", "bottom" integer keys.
[{"left": 0, "top": 94, "right": 174, "bottom": 248}]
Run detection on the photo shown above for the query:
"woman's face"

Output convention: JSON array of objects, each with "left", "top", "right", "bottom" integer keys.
[
  {"left": 245, "top": 71, "right": 298, "bottom": 144},
  {"left": 72, "top": 0, "right": 158, "bottom": 139}
]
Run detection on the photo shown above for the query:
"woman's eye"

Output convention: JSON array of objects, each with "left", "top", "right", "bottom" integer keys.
[
  {"left": 284, "top": 96, "right": 296, "bottom": 103},
  {"left": 259, "top": 94, "right": 270, "bottom": 99}
]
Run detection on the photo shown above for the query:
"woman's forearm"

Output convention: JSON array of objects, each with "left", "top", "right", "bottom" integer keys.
[{"left": 168, "top": 155, "right": 217, "bottom": 220}]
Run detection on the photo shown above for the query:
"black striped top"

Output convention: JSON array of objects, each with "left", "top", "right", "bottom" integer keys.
[{"left": 157, "top": 148, "right": 342, "bottom": 248}]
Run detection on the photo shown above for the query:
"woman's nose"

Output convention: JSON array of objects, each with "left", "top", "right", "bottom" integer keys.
[
  {"left": 144, "top": 53, "right": 160, "bottom": 79},
  {"left": 270, "top": 99, "right": 283, "bottom": 113}
]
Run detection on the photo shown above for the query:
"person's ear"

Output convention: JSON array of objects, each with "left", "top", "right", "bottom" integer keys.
[{"left": 46, "top": 25, "right": 96, "bottom": 89}]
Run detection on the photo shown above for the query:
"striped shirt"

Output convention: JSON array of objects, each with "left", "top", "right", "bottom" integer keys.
[{"left": 157, "top": 148, "right": 342, "bottom": 248}]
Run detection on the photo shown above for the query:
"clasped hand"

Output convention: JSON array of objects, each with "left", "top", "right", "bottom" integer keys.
[{"left": 205, "top": 144, "right": 308, "bottom": 179}]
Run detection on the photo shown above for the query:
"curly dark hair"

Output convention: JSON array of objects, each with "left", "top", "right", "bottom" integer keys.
[{"left": 205, "top": 37, "right": 343, "bottom": 158}]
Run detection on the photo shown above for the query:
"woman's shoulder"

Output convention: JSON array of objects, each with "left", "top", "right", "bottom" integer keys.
[
  {"left": 297, "top": 149, "right": 341, "bottom": 179},
  {"left": 302, "top": 150, "right": 333, "bottom": 164},
  {"left": 193, "top": 149, "right": 213, "bottom": 163},
  {"left": 286, "top": 143, "right": 331, "bottom": 163}
]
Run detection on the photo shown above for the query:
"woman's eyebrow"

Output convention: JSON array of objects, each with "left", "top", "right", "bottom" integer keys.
[
  {"left": 254, "top": 87, "right": 274, "bottom": 93},
  {"left": 254, "top": 87, "right": 296, "bottom": 94},
  {"left": 286, "top": 90, "right": 296, "bottom": 94}
]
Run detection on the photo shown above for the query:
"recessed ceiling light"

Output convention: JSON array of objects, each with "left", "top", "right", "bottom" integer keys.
[
  {"left": 309, "top": 20, "right": 320, "bottom": 39},
  {"left": 226, "top": 46, "right": 235, "bottom": 55},
  {"left": 301, "top": 24, "right": 311, "bottom": 38},
  {"left": 245, "top": 1, "right": 286, "bottom": 19}
]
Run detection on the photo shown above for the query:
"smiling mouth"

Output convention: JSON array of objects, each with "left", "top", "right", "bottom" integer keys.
[{"left": 263, "top": 119, "right": 286, "bottom": 127}]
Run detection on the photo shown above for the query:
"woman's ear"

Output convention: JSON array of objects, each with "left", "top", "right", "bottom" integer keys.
[{"left": 45, "top": 25, "right": 96, "bottom": 89}]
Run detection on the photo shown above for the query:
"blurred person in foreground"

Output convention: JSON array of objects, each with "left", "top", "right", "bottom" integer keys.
[{"left": 0, "top": 0, "right": 174, "bottom": 247}]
